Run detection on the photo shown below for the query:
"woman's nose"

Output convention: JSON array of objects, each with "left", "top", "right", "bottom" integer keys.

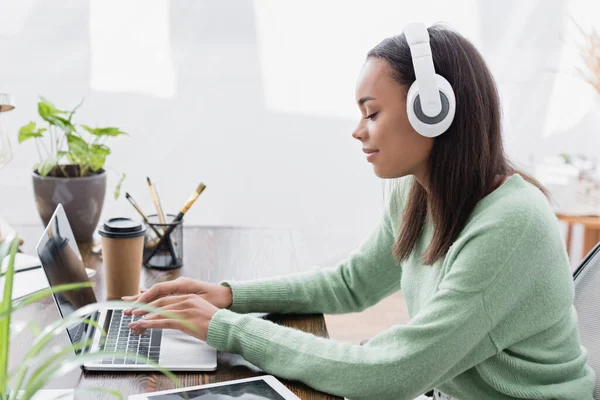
[{"left": 352, "top": 125, "right": 366, "bottom": 141}]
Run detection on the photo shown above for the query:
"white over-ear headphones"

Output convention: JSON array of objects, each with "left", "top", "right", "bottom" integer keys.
[{"left": 404, "top": 23, "right": 456, "bottom": 138}]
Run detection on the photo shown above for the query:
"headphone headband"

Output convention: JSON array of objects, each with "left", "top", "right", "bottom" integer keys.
[{"left": 403, "top": 23, "right": 441, "bottom": 117}]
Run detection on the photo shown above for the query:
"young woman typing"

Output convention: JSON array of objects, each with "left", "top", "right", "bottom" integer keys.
[{"left": 124, "top": 23, "right": 595, "bottom": 400}]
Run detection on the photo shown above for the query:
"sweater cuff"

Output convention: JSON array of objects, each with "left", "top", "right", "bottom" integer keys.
[
  {"left": 220, "top": 279, "right": 291, "bottom": 313},
  {"left": 206, "top": 309, "right": 273, "bottom": 364}
]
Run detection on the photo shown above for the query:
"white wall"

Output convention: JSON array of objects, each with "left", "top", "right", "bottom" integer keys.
[{"left": 0, "top": 0, "right": 598, "bottom": 267}]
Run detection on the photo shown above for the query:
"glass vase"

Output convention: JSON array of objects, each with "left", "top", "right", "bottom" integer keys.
[{"left": 0, "top": 113, "right": 13, "bottom": 169}]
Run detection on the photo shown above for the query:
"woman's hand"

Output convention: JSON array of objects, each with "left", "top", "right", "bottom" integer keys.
[
  {"left": 122, "top": 277, "right": 233, "bottom": 315},
  {"left": 127, "top": 294, "right": 219, "bottom": 341}
]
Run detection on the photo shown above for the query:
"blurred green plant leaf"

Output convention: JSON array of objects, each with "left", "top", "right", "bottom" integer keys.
[
  {"left": 18, "top": 122, "right": 46, "bottom": 143},
  {"left": 38, "top": 97, "right": 67, "bottom": 115},
  {"left": 0, "top": 236, "right": 19, "bottom": 399},
  {"left": 114, "top": 173, "right": 126, "bottom": 200},
  {"left": 89, "top": 144, "right": 110, "bottom": 171},
  {"left": 38, "top": 98, "right": 74, "bottom": 133},
  {"left": 66, "top": 134, "right": 89, "bottom": 167},
  {"left": 81, "top": 125, "right": 127, "bottom": 137}
]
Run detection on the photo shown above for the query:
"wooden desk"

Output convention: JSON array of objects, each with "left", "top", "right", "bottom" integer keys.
[
  {"left": 556, "top": 214, "right": 600, "bottom": 260},
  {"left": 10, "top": 224, "right": 342, "bottom": 400}
]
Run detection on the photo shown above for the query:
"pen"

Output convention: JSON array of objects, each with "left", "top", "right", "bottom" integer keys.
[{"left": 144, "top": 183, "right": 206, "bottom": 263}]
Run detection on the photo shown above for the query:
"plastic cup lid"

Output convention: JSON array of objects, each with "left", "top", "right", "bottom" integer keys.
[{"left": 98, "top": 217, "right": 146, "bottom": 238}]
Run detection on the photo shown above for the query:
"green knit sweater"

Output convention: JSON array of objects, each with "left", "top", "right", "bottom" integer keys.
[{"left": 206, "top": 174, "right": 595, "bottom": 399}]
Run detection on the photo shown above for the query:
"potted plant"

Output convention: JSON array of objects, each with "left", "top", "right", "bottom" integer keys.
[
  {"left": 18, "top": 98, "right": 127, "bottom": 242},
  {"left": 0, "top": 236, "right": 182, "bottom": 400}
]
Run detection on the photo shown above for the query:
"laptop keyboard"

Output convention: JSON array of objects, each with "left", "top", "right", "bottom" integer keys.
[{"left": 99, "top": 310, "right": 162, "bottom": 365}]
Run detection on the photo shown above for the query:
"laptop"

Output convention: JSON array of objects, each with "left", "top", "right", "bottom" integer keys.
[{"left": 36, "top": 204, "right": 217, "bottom": 371}]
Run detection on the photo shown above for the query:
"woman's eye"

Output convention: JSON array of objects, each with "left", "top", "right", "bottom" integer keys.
[{"left": 365, "top": 112, "right": 378, "bottom": 120}]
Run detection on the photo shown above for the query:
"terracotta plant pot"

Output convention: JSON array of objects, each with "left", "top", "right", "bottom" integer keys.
[{"left": 32, "top": 166, "right": 107, "bottom": 242}]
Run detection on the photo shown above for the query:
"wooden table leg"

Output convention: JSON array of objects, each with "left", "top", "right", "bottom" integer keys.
[{"left": 582, "top": 226, "right": 600, "bottom": 259}]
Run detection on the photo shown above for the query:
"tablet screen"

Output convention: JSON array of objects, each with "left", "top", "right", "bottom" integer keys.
[{"left": 148, "top": 380, "right": 286, "bottom": 399}]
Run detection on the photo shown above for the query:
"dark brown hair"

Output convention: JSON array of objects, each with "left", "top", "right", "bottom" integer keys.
[{"left": 367, "top": 24, "right": 547, "bottom": 265}]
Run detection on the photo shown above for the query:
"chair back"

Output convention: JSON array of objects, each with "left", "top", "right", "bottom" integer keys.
[{"left": 573, "top": 242, "right": 600, "bottom": 399}]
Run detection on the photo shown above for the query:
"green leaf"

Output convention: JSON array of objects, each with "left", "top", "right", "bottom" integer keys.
[
  {"left": 89, "top": 144, "right": 110, "bottom": 172},
  {"left": 38, "top": 98, "right": 74, "bottom": 133},
  {"left": 92, "top": 144, "right": 110, "bottom": 155},
  {"left": 66, "top": 134, "right": 89, "bottom": 166},
  {"left": 38, "top": 97, "right": 67, "bottom": 113},
  {"left": 37, "top": 97, "right": 67, "bottom": 116},
  {"left": 48, "top": 115, "right": 74, "bottom": 133},
  {"left": 18, "top": 122, "right": 46, "bottom": 143},
  {"left": 0, "top": 237, "right": 19, "bottom": 398},
  {"left": 81, "top": 125, "right": 127, "bottom": 137},
  {"left": 0, "top": 240, "right": 8, "bottom": 400},
  {"left": 114, "top": 173, "right": 126, "bottom": 200}
]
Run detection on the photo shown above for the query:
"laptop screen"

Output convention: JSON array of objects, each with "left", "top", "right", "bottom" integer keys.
[{"left": 36, "top": 204, "right": 98, "bottom": 349}]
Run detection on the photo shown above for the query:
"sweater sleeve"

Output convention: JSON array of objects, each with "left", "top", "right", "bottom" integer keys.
[
  {"left": 221, "top": 185, "right": 403, "bottom": 315},
  {"left": 207, "top": 288, "right": 495, "bottom": 400}
]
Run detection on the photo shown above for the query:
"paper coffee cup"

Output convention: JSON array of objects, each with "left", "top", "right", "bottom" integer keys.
[{"left": 98, "top": 218, "right": 146, "bottom": 300}]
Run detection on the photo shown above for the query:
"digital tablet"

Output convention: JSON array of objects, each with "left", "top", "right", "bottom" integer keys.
[{"left": 128, "top": 375, "right": 300, "bottom": 400}]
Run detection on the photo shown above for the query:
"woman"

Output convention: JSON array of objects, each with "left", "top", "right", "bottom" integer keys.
[{"left": 124, "top": 24, "right": 595, "bottom": 399}]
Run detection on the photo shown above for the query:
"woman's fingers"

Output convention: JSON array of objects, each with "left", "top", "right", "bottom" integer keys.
[
  {"left": 123, "top": 286, "right": 186, "bottom": 315},
  {"left": 126, "top": 295, "right": 216, "bottom": 340},
  {"left": 128, "top": 303, "right": 192, "bottom": 334},
  {"left": 122, "top": 288, "right": 146, "bottom": 299},
  {"left": 130, "top": 318, "right": 181, "bottom": 334},
  {"left": 122, "top": 294, "right": 140, "bottom": 301},
  {"left": 130, "top": 294, "right": 192, "bottom": 316},
  {"left": 124, "top": 281, "right": 185, "bottom": 312},
  {"left": 123, "top": 278, "right": 209, "bottom": 315},
  {"left": 138, "top": 307, "right": 188, "bottom": 322},
  {"left": 122, "top": 289, "right": 148, "bottom": 313},
  {"left": 136, "top": 281, "right": 182, "bottom": 304}
]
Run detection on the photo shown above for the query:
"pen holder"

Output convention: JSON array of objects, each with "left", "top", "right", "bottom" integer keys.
[{"left": 143, "top": 214, "right": 183, "bottom": 270}]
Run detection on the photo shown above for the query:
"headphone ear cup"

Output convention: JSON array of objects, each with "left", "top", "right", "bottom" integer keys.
[{"left": 406, "top": 74, "right": 456, "bottom": 138}]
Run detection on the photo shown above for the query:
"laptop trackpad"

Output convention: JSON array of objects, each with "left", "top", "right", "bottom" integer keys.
[{"left": 159, "top": 329, "right": 216, "bottom": 367}]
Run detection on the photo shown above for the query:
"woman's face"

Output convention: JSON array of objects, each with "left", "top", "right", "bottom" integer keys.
[{"left": 352, "top": 58, "right": 433, "bottom": 180}]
